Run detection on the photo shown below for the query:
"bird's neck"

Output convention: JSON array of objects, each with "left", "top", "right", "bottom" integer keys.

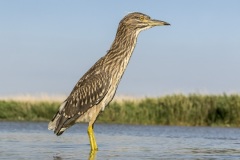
[
  {"left": 101, "top": 26, "right": 140, "bottom": 90},
  {"left": 104, "top": 27, "right": 139, "bottom": 71}
]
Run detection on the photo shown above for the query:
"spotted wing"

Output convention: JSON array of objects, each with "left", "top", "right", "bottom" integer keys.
[
  {"left": 54, "top": 72, "right": 111, "bottom": 135},
  {"left": 65, "top": 72, "right": 110, "bottom": 116}
]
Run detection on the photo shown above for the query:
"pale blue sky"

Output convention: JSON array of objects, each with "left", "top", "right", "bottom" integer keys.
[{"left": 0, "top": 1, "right": 240, "bottom": 96}]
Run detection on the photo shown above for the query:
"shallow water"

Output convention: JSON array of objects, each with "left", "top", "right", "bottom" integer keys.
[{"left": 0, "top": 122, "right": 240, "bottom": 160}]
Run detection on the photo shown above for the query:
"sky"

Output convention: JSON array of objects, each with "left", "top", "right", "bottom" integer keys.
[{"left": 0, "top": 1, "right": 240, "bottom": 97}]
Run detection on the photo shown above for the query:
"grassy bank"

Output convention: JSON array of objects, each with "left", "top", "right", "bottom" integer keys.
[{"left": 1, "top": 94, "right": 240, "bottom": 127}]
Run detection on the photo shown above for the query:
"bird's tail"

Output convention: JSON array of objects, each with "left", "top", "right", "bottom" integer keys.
[
  {"left": 48, "top": 101, "right": 68, "bottom": 135},
  {"left": 48, "top": 113, "right": 61, "bottom": 131}
]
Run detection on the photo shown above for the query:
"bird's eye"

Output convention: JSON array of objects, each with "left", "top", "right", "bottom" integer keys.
[{"left": 139, "top": 16, "right": 144, "bottom": 21}]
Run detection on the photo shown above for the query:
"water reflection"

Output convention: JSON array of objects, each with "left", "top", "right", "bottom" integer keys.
[
  {"left": 88, "top": 150, "right": 97, "bottom": 160},
  {"left": 53, "top": 150, "right": 97, "bottom": 160},
  {"left": 53, "top": 156, "right": 63, "bottom": 160}
]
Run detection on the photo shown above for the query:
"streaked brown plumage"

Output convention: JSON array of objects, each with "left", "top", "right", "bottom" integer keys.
[{"left": 48, "top": 12, "right": 170, "bottom": 151}]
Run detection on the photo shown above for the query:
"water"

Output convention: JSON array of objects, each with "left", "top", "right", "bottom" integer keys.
[{"left": 0, "top": 122, "right": 240, "bottom": 160}]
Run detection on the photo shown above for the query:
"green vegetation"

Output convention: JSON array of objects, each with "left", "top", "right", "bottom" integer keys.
[
  {"left": 1, "top": 94, "right": 240, "bottom": 127},
  {"left": 0, "top": 100, "right": 59, "bottom": 121}
]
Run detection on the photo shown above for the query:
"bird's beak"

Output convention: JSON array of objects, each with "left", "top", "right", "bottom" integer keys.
[{"left": 148, "top": 19, "right": 170, "bottom": 26}]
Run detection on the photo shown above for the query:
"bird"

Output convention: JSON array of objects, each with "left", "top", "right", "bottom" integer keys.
[{"left": 48, "top": 12, "right": 170, "bottom": 151}]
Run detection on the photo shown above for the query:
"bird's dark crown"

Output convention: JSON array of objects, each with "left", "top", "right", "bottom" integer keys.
[{"left": 120, "top": 12, "right": 151, "bottom": 28}]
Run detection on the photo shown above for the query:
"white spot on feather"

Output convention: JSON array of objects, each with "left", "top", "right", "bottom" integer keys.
[{"left": 59, "top": 101, "right": 67, "bottom": 112}]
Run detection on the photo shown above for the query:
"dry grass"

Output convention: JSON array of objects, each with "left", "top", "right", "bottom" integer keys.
[
  {"left": 0, "top": 94, "right": 66, "bottom": 102},
  {"left": 0, "top": 94, "right": 140, "bottom": 103}
]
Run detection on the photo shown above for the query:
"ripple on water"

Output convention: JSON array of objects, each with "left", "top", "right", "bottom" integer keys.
[{"left": 0, "top": 122, "right": 240, "bottom": 160}]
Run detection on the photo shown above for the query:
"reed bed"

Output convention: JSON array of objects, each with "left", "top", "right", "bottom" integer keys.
[{"left": 1, "top": 94, "right": 240, "bottom": 127}]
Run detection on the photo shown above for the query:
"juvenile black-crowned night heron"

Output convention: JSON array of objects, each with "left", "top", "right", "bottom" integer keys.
[{"left": 48, "top": 12, "right": 170, "bottom": 151}]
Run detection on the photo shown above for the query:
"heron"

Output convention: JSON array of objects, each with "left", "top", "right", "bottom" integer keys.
[{"left": 48, "top": 12, "right": 170, "bottom": 151}]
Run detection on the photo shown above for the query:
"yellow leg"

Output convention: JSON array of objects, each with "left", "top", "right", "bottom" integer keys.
[{"left": 87, "top": 125, "right": 98, "bottom": 151}]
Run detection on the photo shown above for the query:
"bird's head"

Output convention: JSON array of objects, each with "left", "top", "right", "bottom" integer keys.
[{"left": 119, "top": 12, "right": 170, "bottom": 33}]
